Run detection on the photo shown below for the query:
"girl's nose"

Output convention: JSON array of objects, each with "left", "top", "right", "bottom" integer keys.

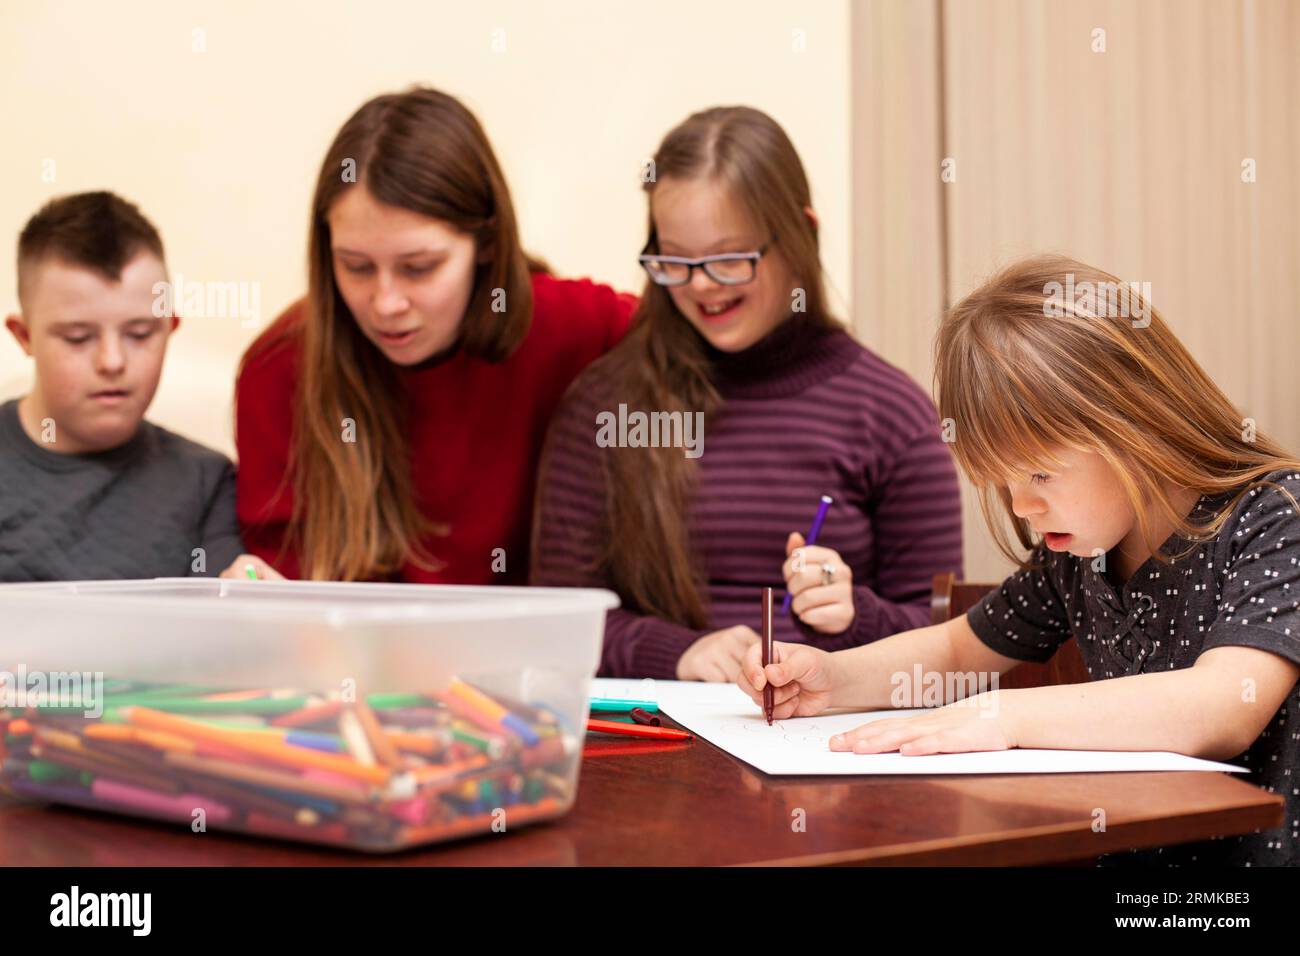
[
  {"left": 1008, "top": 484, "right": 1045, "bottom": 519},
  {"left": 372, "top": 274, "right": 409, "bottom": 316},
  {"left": 689, "top": 265, "right": 721, "bottom": 294}
]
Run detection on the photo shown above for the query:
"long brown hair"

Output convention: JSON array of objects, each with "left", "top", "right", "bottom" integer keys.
[
  {"left": 935, "top": 254, "right": 1300, "bottom": 568},
  {"left": 586, "top": 106, "right": 840, "bottom": 626},
  {"left": 241, "top": 86, "right": 540, "bottom": 581}
]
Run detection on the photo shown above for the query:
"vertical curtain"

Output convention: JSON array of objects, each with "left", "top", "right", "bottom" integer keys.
[{"left": 854, "top": 0, "right": 1300, "bottom": 581}]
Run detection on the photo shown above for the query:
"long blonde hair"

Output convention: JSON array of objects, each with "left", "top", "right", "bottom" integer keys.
[{"left": 935, "top": 254, "right": 1300, "bottom": 567}]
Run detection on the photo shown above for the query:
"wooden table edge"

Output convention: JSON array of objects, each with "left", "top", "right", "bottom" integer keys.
[{"left": 740, "top": 781, "right": 1285, "bottom": 867}]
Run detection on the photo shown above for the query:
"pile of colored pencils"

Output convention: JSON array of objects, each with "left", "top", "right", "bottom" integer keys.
[{"left": 0, "top": 677, "right": 578, "bottom": 850}]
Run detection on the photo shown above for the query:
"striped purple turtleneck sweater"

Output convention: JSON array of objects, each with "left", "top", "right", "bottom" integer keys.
[{"left": 531, "top": 315, "right": 964, "bottom": 679}]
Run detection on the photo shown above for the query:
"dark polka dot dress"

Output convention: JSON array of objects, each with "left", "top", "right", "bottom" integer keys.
[{"left": 967, "top": 469, "right": 1300, "bottom": 866}]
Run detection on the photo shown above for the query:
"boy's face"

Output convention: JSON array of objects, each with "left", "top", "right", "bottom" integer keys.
[
  {"left": 5, "top": 251, "right": 177, "bottom": 453},
  {"left": 1006, "top": 447, "right": 1139, "bottom": 565}
]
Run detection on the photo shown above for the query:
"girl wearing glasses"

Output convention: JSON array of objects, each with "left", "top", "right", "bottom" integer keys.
[
  {"left": 531, "top": 106, "right": 964, "bottom": 680},
  {"left": 223, "top": 87, "right": 634, "bottom": 583}
]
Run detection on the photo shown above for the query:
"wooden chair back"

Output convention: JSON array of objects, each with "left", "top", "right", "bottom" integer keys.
[{"left": 930, "top": 572, "right": 1089, "bottom": 688}]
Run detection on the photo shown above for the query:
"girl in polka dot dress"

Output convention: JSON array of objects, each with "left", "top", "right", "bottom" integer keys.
[{"left": 739, "top": 254, "right": 1300, "bottom": 866}]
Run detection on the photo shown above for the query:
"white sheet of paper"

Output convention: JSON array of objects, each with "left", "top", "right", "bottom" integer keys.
[
  {"left": 599, "top": 678, "right": 1246, "bottom": 776},
  {"left": 588, "top": 677, "right": 661, "bottom": 702}
]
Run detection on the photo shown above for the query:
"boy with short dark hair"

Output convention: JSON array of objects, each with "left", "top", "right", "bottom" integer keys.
[{"left": 1, "top": 191, "right": 243, "bottom": 581}]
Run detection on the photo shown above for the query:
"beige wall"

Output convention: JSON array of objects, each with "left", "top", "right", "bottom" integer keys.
[
  {"left": 853, "top": 0, "right": 1300, "bottom": 581},
  {"left": 5, "top": 1, "right": 1296, "bottom": 586},
  {"left": 0, "top": 0, "right": 851, "bottom": 456}
]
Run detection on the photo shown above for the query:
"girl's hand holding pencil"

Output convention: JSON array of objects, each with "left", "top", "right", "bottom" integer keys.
[
  {"left": 738, "top": 641, "right": 840, "bottom": 719},
  {"left": 783, "top": 532, "right": 855, "bottom": 634},
  {"left": 739, "top": 641, "right": 1019, "bottom": 755}
]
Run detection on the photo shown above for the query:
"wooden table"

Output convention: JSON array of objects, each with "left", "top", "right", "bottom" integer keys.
[{"left": 0, "top": 722, "right": 1282, "bottom": 866}]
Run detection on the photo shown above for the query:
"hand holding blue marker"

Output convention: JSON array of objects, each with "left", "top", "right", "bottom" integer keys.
[{"left": 782, "top": 494, "right": 833, "bottom": 615}]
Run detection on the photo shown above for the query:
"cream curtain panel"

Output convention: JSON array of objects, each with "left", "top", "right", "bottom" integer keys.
[{"left": 852, "top": 0, "right": 1299, "bottom": 581}]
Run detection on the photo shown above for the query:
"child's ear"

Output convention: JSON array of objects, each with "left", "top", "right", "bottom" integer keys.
[
  {"left": 4, "top": 314, "right": 33, "bottom": 356},
  {"left": 803, "top": 205, "right": 819, "bottom": 232}
]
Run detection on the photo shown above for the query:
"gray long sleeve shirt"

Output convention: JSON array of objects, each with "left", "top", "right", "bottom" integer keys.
[{"left": 0, "top": 398, "right": 244, "bottom": 581}]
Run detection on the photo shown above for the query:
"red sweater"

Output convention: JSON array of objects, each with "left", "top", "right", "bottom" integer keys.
[{"left": 235, "top": 272, "right": 635, "bottom": 584}]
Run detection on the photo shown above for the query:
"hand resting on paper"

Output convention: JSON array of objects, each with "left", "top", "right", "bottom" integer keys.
[
  {"left": 677, "top": 625, "right": 761, "bottom": 682},
  {"left": 738, "top": 640, "right": 1016, "bottom": 755},
  {"left": 822, "top": 702, "right": 1016, "bottom": 755}
]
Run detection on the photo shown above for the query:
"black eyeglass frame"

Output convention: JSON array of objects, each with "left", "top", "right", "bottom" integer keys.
[{"left": 638, "top": 240, "right": 772, "bottom": 287}]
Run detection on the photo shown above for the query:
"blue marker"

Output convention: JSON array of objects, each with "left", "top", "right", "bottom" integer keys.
[
  {"left": 284, "top": 730, "right": 347, "bottom": 754},
  {"left": 782, "top": 495, "right": 833, "bottom": 615}
]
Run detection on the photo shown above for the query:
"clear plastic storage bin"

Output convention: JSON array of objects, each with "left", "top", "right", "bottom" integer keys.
[{"left": 0, "top": 578, "right": 616, "bottom": 852}]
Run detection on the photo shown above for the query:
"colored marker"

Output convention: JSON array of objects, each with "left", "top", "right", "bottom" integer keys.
[
  {"left": 3, "top": 676, "right": 584, "bottom": 851},
  {"left": 445, "top": 679, "right": 541, "bottom": 746},
  {"left": 92, "top": 777, "right": 234, "bottom": 824},
  {"left": 629, "top": 707, "right": 661, "bottom": 727},
  {"left": 350, "top": 701, "right": 404, "bottom": 768},
  {"left": 124, "top": 706, "right": 393, "bottom": 785},
  {"left": 782, "top": 494, "right": 833, "bottom": 614},
  {"left": 762, "top": 586, "right": 775, "bottom": 725},
  {"left": 586, "top": 718, "right": 692, "bottom": 741},
  {"left": 589, "top": 697, "right": 659, "bottom": 713}
]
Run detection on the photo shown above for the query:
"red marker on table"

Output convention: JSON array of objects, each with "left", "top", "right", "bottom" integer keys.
[{"left": 586, "top": 718, "right": 692, "bottom": 741}]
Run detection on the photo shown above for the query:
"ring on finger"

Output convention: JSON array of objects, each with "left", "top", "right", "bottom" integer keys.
[{"left": 821, "top": 562, "right": 839, "bottom": 586}]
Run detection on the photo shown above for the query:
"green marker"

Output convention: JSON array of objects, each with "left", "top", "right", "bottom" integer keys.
[
  {"left": 106, "top": 696, "right": 314, "bottom": 715},
  {"left": 28, "top": 760, "right": 81, "bottom": 784},
  {"left": 523, "top": 775, "right": 545, "bottom": 803},
  {"left": 451, "top": 724, "right": 505, "bottom": 758},
  {"left": 103, "top": 685, "right": 226, "bottom": 702},
  {"left": 589, "top": 697, "right": 658, "bottom": 713},
  {"left": 366, "top": 693, "right": 430, "bottom": 710}
]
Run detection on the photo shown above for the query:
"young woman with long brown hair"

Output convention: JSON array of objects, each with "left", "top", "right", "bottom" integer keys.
[
  {"left": 222, "top": 87, "right": 633, "bottom": 583},
  {"left": 740, "top": 254, "right": 1300, "bottom": 866},
  {"left": 531, "top": 106, "right": 964, "bottom": 681}
]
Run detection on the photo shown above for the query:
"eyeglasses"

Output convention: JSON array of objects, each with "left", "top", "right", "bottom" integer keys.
[{"left": 638, "top": 241, "right": 770, "bottom": 287}]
